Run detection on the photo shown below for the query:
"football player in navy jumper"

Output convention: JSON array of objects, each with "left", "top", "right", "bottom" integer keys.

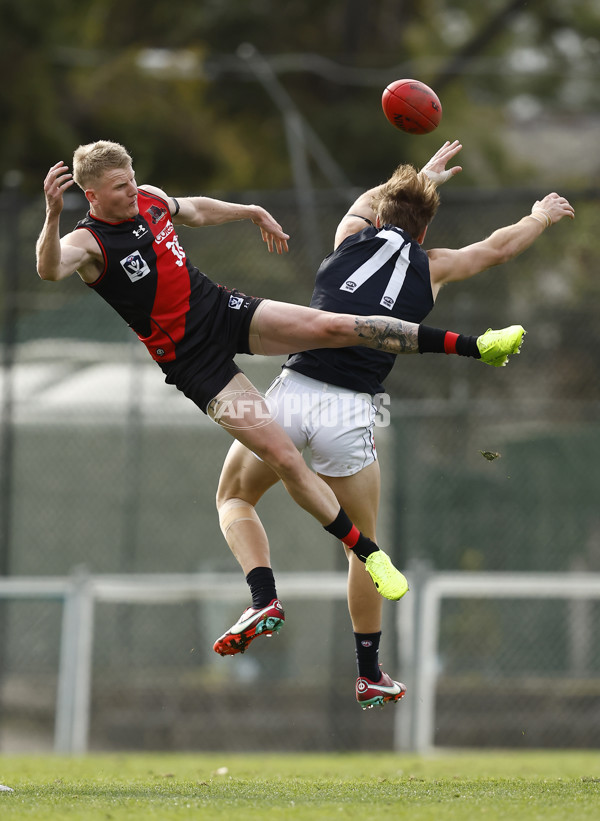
[
  {"left": 213, "top": 140, "right": 574, "bottom": 708},
  {"left": 37, "top": 140, "right": 526, "bottom": 626}
]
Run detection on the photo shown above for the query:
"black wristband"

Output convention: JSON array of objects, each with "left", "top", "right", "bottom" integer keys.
[{"left": 172, "top": 197, "right": 180, "bottom": 216}]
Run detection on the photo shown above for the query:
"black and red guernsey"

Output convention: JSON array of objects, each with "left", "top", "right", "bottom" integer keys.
[{"left": 75, "top": 189, "right": 223, "bottom": 363}]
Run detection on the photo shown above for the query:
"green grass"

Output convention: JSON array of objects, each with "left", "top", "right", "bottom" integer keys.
[{"left": 1, "top": 751, "right": 600, "bottom": 820}]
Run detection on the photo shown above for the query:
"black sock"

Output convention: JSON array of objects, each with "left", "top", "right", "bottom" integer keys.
[
  {"left": 348, "top": 534, "right": 379, "bottom": 563},
  {"left": 354, "top": 632, "right": 382, "bottom": 681},
  {"left": 455, "top": 333, "right": 480, "bottom": 358},
  {"left": 246, "top": 566, "right": 277, "bottom": 609},
  {"left": 323, "top": 508, "right": 379, "bottom": 563},
  {"left": 418, "top": 325, "right": 480, "bottom": 358}
]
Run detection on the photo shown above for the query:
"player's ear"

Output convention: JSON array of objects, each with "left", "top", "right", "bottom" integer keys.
[
  {"left": 375, "top": 215, "right": 382, "bottom": 229},
  {"left": 416, "top": 225, "right": 428, "bottom": 244}
]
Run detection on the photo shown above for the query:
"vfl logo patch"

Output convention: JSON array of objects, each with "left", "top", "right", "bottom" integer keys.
[
  {"left": 228, "top": 295, "right": 245, "bottom": 310},
  {"left": 120, "top": 250, "right": 151, "bottom": 282},
  {"left": 146, "top": 205, "right": 168, "bottom": 224}
]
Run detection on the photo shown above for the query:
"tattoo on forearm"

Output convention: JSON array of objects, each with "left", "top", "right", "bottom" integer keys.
[{"left": 354, "top": 317, "right": 419, "bottom": 354}]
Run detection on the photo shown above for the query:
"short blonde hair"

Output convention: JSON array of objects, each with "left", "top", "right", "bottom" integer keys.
[
  {"left": 72, "top": 140, "right": 133, "bottom": 190},
  {"left": 371, "top": 164, "right": 440, "bottom": 239}
]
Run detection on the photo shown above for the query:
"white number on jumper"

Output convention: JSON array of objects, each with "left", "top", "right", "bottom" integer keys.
[{"left": 339, "top": 229, "right": 410, "bottom": 311}]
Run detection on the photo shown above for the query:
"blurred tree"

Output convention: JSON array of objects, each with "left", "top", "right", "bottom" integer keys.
[{"left": 1, "top": 0, "right": 599, "bottom": 192}]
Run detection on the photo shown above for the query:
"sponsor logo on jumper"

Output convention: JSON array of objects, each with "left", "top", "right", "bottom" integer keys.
[
  {"left": 155, "top": 222, "right": 174, "bottom": 245},
  {"left": 120, "top": 250, "right": 151, "bottom": 282},
  {"left": 146, "top": 205, "right": 168, "bottom": 224},
  {"left": 228, "top": 295, "right": 245, "bottom": 310},
  {"left": 132, "top": 225, "right": 147, "bottom": 239}
]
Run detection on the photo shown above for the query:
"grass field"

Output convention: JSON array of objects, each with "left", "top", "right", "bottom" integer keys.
[{"left": 1, "top": 751, "right": 600, "bottom": 820}]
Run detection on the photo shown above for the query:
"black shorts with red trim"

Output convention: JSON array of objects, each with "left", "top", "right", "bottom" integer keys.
[{"left": 159, "top": 289, "right": 263, "bottom": 414}]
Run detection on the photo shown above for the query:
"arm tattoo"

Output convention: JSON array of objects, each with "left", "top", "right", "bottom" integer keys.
[{"left": 353, "top": 316, "right": 420, "bottom": 354}]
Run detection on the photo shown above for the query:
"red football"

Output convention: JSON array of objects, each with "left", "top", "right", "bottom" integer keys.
[{"left": 382, "top": 79, "right": 442, "bottom": 134}]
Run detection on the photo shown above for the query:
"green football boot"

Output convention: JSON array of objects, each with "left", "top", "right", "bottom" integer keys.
[
  {"left": 365, "top": 551, "right": 409, "bottom": 601},
  {"left": 477, "top": 325, "right": 526, "bottom": 367}
]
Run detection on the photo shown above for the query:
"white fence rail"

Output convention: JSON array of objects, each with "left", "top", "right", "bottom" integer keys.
[
  {"left": 412, "top": 571, "right": 600, "bottom": 753},
  {"left": 0, "top": 571, "right": 356, "bottom": 753},
  {"left": 3, "top": 569, "right": 600, "bottom": 754}
]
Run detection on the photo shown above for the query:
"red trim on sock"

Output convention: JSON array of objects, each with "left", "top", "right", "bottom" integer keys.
[
  {"left": 444, "top": 331, "right": 459, "bottom": 355},
  {"left": 341, "top": 525, "right": 360, "bottom": 549}
]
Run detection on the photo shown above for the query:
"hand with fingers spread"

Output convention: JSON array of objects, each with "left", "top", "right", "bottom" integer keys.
[
  {"left": 420, "top": 139, "right": 463, "bottom": 186},
  {"left": 44, "top": 161, "right": 75, "bottom": 215},
  {"left": 251, "top": 206, "right": 290, "bottom": 254}
]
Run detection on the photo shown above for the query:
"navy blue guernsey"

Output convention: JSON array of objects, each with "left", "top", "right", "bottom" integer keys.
[
  {"left": 75, "top": 189, "right": 223, "bottom": 363},
  {"left": 286, "top": 224, "right": 434, "bottom": 394}
]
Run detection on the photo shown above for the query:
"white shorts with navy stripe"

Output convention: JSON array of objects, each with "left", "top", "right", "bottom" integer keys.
[{"left": 264, "top": 368, "right": 378, "bottom": 477}]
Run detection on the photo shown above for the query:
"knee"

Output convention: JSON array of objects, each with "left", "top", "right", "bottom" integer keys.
[
  {"left": 216, "top": 475, "right": 239, "bottom": 512},
  {"left": 217, "top": 497, "right": 261, "bottom": 538},
  {"left": 259, "top": 438, "right": 304, "bottom": 481}
]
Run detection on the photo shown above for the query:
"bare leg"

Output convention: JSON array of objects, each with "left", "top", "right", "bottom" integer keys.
[
  {"left": 319, "top": 462, "right": 383, "bottom": 634},
  {"left": 249, "top": 300, "right": 420, "bottom": 357},
  {"left": 217, "top": 437, "right": 384, "bottom": 631},
  {"left": 216, "top": 439, "right": 279, "bottom": 574},
  {"left": 211, "top": 374, "right": 407, "bottom": 605},
  {"left": 209, "top": 373, "right": 342, "bottom": 526},
  {"left": 213, "top": 436, "right": 285, "bottom": 657}
]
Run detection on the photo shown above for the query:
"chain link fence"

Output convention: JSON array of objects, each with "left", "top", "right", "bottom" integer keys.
[{"left": 1, "top": 184, "right": 599, "bottom": 751}]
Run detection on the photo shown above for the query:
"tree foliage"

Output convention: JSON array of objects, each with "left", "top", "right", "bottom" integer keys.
[{"left": 1, "top": 0, "right": 599, "bottom": 193}]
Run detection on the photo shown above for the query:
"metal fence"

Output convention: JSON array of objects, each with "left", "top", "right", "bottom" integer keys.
[{"left": 1, "top": 184, "right": 600, "bottom": 752}]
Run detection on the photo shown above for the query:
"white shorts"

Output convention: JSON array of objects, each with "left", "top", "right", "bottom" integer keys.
[{"left": 264, "top": 368, "right": 378, "bottom": 477}]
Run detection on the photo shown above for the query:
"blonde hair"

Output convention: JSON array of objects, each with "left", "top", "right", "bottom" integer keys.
[
  {"left": 371, "top": 164, "right": 440, "bottom": 239},
  {"left": 72, "top": 140, "right": 133, "bottom": 190}
]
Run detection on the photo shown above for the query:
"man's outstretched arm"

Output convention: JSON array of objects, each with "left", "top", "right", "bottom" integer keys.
[
  {"left": 140, "top": 184, "right": 290, "bottom": 254},
  {"left": 428, "top": 192, "right": 575, "bottom": 291}
]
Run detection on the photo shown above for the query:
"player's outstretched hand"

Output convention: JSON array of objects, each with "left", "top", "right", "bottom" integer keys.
[
  {"left": 532, "top": 193, "right": 575, "bottom": 226},
  {"left": 44, "top": 161, "right": 75, "bottom": 216},
  {"left": 251, "top": 206, "right": 290, "bottom": 254},
  {"left": 421, "top": 140, "right": 463, "bottom": 186}
]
